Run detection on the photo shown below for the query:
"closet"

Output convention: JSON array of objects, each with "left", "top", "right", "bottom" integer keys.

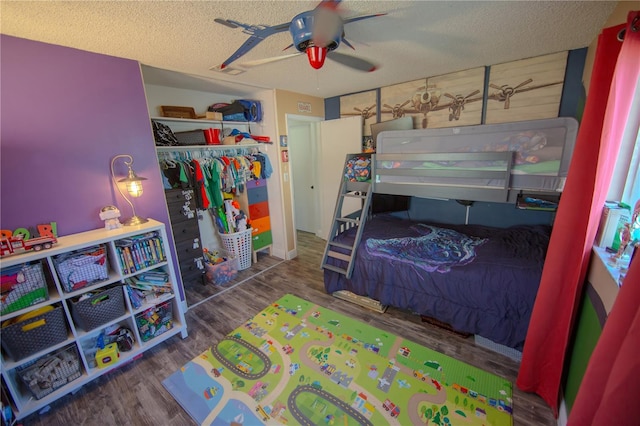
[
  {"left": 142, "top": 67, "right": 282, "bottom": 306},
  {"left": 156, "top": 144, "right": 273, "bottom": 293}
]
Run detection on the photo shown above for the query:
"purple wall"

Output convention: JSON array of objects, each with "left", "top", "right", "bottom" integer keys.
[{"left": 0, "top": 35, "right": 183, "bottom": 299}]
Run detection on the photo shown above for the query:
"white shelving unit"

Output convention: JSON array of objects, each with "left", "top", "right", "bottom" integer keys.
[
  {"left": 150, "top": 116, "right": 254, "bottom": 132},
  {"left": 0, "top": 219, "right": 187, "bottom": 420},
  {"left": 152, "top": 116, "right": 261, "bottom": 153}
]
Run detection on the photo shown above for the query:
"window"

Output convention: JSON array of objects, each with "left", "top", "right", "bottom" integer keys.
[{"left": 606, "top": 38, "right": 639, "bottom": 213}]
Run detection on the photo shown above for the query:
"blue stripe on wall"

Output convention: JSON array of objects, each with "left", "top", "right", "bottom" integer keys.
[
  {"left": 324, "top": 96, "right": 341, "bottom": 120},
  {"left": 560, "top": 48, "right": 587, "bottom": 119}
]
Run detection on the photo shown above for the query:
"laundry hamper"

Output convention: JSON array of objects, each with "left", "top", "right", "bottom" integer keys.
[{"left": 219, "top": 229, "right": 252, "bottom": 270}]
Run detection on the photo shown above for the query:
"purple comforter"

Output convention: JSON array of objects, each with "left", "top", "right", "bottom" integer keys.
[{"left": 324, "top": 214, "right": 551, "bottom": 350}]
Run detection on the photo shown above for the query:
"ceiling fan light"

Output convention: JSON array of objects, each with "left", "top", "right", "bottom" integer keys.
[{"left": 306, "top": 46, "right": 327, "bottom": 69}]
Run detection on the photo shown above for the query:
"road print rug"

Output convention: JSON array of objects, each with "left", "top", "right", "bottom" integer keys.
[{"left": 163, "top": 294, "right": 513, "bottom": 425}]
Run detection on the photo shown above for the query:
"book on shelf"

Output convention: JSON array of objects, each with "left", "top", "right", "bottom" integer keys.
[{"left": 115, "top": 233, "right": 165, "bottom": 272}]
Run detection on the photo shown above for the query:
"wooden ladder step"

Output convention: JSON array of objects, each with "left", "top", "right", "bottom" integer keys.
[
  {"left": 322, "top": 264, "right": 348, "bottom": 275},
  {"left": 343, "top": 192, "right": 368, "bottom": 199},
  {"left": 328, "top": 241, "right": 353, "bottom": 250},
  {"left": 326, "top": 250, "right": 352, "bottom": 263}
]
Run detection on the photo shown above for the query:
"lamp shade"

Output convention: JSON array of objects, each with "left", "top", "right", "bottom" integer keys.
[
  {"left": 110, "top": 154, "right": 148, "bottom": 226},
  {"left": 118, "top": 168, "right": 147, "bottom": 198}
]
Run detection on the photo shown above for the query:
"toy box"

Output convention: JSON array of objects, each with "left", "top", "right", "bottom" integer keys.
[
  {"left": 18, "top": 344, "right": 81, "bottom": 400},
  {"left": 0, "top": 261, "right": 49, "bottom": 315},
  {"left": 135, "top": 301, "right": 173, "bottom": 342},
  {"left": 204, "top": 250, "right": 239, "bottom": 286}
]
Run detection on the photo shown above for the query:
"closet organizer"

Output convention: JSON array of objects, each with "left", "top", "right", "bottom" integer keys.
[{"left": 157, "top": 145, "right": 273, "bottom": 284}]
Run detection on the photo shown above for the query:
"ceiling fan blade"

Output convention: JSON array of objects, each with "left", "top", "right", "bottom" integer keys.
[
  {"left": 312, "top": 6, "right": 342, "bottom": 48},
  {"left": 327, "top": 51, "right": 378, "bottom": 72},
  {"left": 214, "top": 18, "right": 238, "bottom": 29},
  {"left": 239, "top": 53, "right": 303, "bottom": 68}
]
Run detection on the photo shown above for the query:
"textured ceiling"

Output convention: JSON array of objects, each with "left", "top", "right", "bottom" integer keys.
[{"left": 1, "top": 1, "right": 617, "bottom": 98}]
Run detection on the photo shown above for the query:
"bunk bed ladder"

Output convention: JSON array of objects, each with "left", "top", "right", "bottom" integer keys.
[{"left": 321, "top": 175, "right": 372, "bottom": 279}]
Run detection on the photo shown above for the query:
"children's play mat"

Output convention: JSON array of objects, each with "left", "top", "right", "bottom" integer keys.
[{"left": 163, "top": 294, "right": 513, "bottom": 425}]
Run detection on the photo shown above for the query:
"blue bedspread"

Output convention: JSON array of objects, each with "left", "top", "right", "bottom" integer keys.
[{"left": 324, "top": 214, "right": 551, "bottom": 350}]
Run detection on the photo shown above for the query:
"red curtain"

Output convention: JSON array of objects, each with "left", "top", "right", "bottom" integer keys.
[
  {"left": 568, "top": 11, "right": 640, "bottom": 423},
  {"left": 516, "top": 17, "right": 631, "bottom": 415}
]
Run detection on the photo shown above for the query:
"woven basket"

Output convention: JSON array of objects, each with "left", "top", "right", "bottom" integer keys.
[
  {"left": 219, "top": 229, "right": 252, "bottom": 270},
  {"left": 0, "top": 261, "right": 49, "bottom": 315},
  {"left": 18, "top": 344, "right": 82, "bottom": 400},
  {"left": 70, "top": 285, "right": 125, "bottom": 331},
  {"left": 54, "top": 245, "right": 109, "bottom": 292},
  {"left": 1, "top": 305, "right": 68, "bottom": 361}
]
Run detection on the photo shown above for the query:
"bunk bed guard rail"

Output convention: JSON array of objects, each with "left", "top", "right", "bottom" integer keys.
[{"left": 373, "top": 151, "right": 514, "bottom": 203}]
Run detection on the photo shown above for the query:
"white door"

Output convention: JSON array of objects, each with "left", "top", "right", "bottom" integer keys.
[
  {"left": 319, "top": 115, "right": 363, "bottom": 240},
  {"left": 289, "top": 123, "right": 317, "bottom": 233}
]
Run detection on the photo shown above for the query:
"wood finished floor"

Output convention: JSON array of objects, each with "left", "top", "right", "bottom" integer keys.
[{"left": 21, "top": 231, "right": 555, "bottom": 425}]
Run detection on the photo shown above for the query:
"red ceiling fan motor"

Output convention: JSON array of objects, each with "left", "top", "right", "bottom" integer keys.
[{"left": 306, "top": 45, "right": 328, "bottom": 69}]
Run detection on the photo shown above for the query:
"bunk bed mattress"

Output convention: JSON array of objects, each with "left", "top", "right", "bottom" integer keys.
[
  {"left": 375, "top": 117, "right": 578, "bottom": 192},
  {"left": 324, "top": 215, "right": 551, "bottom": 349}
]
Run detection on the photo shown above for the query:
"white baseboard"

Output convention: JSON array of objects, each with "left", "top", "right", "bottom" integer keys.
[{"left": 285, "top": 248, "right": 297, "bottom": 260}]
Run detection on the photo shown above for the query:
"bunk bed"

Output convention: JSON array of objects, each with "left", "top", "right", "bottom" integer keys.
[{"left": 323, "top": 117, "right": 578, "bottom": 350}]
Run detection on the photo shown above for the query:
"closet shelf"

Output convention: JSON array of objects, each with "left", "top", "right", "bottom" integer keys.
[
  {"left": 150, "top": 116, "right": 250, "bottom": 127},
  {"left": 156, "top": 144, "right": 261, "bottom": 152}
]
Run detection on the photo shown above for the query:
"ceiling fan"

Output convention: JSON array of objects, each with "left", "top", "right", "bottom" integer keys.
[{"left": 214, "top": 0, "right": 385, "bottom": 72}]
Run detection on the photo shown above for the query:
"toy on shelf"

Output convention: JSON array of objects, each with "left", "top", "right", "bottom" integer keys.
[
  {"left": 100, "top": 205, "right": 123, "bottom": 230},
  {"left": 0, "top": 222, "right": 58, "bottom": 257},
  {"left": 95, "top": 343, "right": 120, "bottom": 369},
  {"left": 135, "top": 302, "right": 173, "bottom": 342}
]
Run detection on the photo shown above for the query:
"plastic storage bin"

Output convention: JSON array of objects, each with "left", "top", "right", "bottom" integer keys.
[
  {"left": 204, "top": 251, "right": 239, "bottom": 286},
  {"left": 219, "top": 229, "right": 252, "bottom": 270},
  {"left": 18, "top": 345, "right": 82, "bottom": 400},
  {"left": 0, "top": 261, "right": 49, "bottom": 315},
  {"left": 1, "top": 304, "right": 68, "bottom": 361},
  {"left": 54, "top": 245, "right": 109, "bottom": 292},
  {"left": 135, "top": 301, "right": 173, "bottom": 342},
  {"left": 69, "top": 285, "right": 125, "bottom": 331}
]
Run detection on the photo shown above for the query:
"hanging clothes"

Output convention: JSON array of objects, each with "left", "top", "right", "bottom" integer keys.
[
  {"left": 192, "top": 159, "right": 210, "bottom": 210},
  {"left": 158, "top": 147, "right": 264, "bottom": 211}
]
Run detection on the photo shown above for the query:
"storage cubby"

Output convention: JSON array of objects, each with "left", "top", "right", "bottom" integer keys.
[{"left": 0, "top": 219, "right": 187, "bottom": 420}]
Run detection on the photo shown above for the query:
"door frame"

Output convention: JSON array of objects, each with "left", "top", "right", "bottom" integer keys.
[{"left": 285, "top": 114, "right": 323, "bottom": 254}]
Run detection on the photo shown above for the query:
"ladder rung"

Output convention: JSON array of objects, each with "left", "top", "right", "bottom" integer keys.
[
  {"left": 322, "top": 264, "right": 348, "bottom": 275},
  {"left": 345, "top": 181, "right": 371, "bottom": 192},
  {"left": 327, "top": 250, "right": 352, "bottom": 263},
  {"left": 328, "top": 241, "right": 353, "bottom": 250},
  {"left": 343, "top": 192, "right": 367, "bottom": 199}
]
